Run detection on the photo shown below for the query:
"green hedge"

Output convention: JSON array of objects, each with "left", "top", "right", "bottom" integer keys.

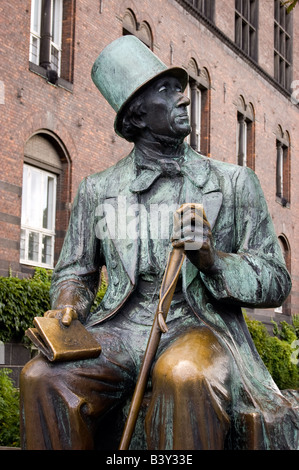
[
  {"left": 0, "top": 268, "right": 107, "bottom": 343},
  {"left": 244, "top": 313, "right": 299, "bottom": 390},
  {"left": 0, "top": 268, "right": 52, "bottom": 343},
  {"left": 0, "top": 369, "right": 20, "bottom": 447}
]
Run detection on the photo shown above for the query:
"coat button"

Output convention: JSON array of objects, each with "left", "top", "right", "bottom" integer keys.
[{"left": 110, "top": 260, "right": 117, "bottom": 268}]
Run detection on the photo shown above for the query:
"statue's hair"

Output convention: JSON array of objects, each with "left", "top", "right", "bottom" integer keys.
[{"left": 119, "top": 94, "right": 146, "bottom": 142}]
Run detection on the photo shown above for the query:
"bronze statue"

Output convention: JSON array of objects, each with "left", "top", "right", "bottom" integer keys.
[{"left": 20, "top": 36, "right": 299, "bottom": 450}]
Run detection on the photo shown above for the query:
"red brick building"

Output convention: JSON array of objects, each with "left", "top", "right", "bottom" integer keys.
[{"left": 1, "top": 0, "right": 299, "bottom": 328}]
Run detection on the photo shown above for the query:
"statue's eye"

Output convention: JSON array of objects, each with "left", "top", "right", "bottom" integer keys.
[{"left": 158, "top": 85, "right": 167, "bottom": 93}]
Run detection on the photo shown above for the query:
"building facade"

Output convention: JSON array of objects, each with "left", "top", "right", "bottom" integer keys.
[{"left": 1, "top": 0, "right": 299, "bottom": 327}]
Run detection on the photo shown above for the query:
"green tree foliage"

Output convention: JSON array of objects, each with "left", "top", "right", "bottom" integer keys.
[
  {"left": 282, "top": 0, "right": 298, "bottom": 13},
  {"left": 0, "top": 268, "right": 52, "bottom": 343},
  {"left": 244, "top": 313, "right": 299, "bottom": 390},
  {"left": 0, "top": 268, "right": 107, "bottom": 343},
  {"left": 0, "top": 369, "right": 20, "bottom": 447}
]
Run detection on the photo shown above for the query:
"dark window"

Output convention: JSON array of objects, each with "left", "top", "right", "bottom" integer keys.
[
  {"left": 184, "top": 0, "right": 215, "bottom": 21},
  {"left": 29, "top": 0, "right": 75, "bottom": 84},
  {"left": 276, "top": 128, "right": 291, "bottom": 205},
  {"left": 274, "top": 0, "right": 293, "bottom": 90},
  {"left": 235, "top": 0, "right": 258, "bottom": 61},
  {"left": 186, "top": 61, "right": 211, "bottom": 156},
  {"left": 276, "top": 236, "right": 291, "bottom": 316},
  {"left": 122, "top": 9, "right": 153, "bottom": 49},
  {"left": 236, "top": 98, "right": 255, "bottom": 170}
]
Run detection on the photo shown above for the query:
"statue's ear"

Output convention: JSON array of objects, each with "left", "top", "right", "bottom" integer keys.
[{"left": 130, "top": 113, "right": 147, "bottom": 130}]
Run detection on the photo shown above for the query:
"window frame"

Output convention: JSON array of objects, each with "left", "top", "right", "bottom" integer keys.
[
  {"left": 274, "top": 0, "right": 293, "bottom": 90},
  {"left": 275, "top": 129, "right": 291, "bottom": 206},
  {"left": 186, "top": 62, "right": 211, "bottom": 156},
  {"left": 29, "top": 0, "right": 64, "bottom": 77},
  {"left": 20, "top": 164, "right": 57, "bottom": 269},
  {"left": 236, "top": 98, "right": 255, "bottom": 170},
  {"left": 235, "top": 0, "right": 259, "bottom": 61},
  {"left": 184, "top": 0, "right": 215, "bottom": 22}
]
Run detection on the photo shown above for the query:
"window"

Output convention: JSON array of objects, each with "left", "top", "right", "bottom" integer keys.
[
  {"left": 30, "top": 0, "right": 63, "bottom": 75},
  {"left": 122, "top": 9, "right": 153, "bottom": 49},
  {"left": 274, "top": 0, "right": 293, "bottom": 90},
  {"left": 20, "top": 133, "right": 72, "bottom": 269},
  {"left": 236, "top": 97, "right": 255, "bottom": 169},
  {"left": 184, "top": 0, "right": 215, "bottom": 21},
  {"left": 275, "top": 235, "right": 291, "bottom": 316},
  {"left": 186, "top": 60, "right": 211, "bottom": 156},
  {"left": 235, "top": 0, "right": 258, "bottom": 61},
  {"left": 276, "top": 127, "right": 290, "bottom": 206},
  {"left": 20, "top": 165, "right": 57, "bottom": 268}
]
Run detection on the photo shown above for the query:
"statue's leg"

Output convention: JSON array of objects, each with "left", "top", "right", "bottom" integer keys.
[
  {"left": 145, "top": 327, "right": 231, "bottom": 450},
  {"left": 20, "top": 331, "right": 136, "bottom": 450}
]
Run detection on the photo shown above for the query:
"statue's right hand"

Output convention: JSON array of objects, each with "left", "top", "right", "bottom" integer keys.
[{"left": 44, "top": 306, "right": 78, "bottom": 327}]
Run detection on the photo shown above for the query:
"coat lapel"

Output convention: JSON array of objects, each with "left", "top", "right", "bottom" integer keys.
[
  {"left": 181, "top": 147, "right": 223, "bottom": 289},
  {"left": 102, "top": 151, "right": 139, "bottom": 286}
]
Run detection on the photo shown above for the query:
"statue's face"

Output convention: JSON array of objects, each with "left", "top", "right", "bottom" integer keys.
[{"left": 140, "top": 76, "right": 191, "bottom": 140}]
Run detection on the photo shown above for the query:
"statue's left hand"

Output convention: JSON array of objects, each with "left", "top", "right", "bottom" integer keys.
[
  {"left": 44, "top": 306, "right": 78, "bottom": 327},
  {"left": 172, "top": 203, "right": 216, "bottom": 273}
]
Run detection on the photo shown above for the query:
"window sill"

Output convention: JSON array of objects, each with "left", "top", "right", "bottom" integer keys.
[
  {"left": 20, "top": 259, "right": 54, "bottom": 270},
  {"left": 276, "top": 196, "right": 290, "bottom": 208},
  {"left": 29, "top": 62, "right": 73, "bottom": 93}
]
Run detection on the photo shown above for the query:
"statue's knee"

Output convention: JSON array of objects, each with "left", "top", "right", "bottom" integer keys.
[
  {"left": 153, "top": 350, "right": 205, "bottom": 388},
  {"left": 20, "top": 356, "right": 51, "bottom": 388}
]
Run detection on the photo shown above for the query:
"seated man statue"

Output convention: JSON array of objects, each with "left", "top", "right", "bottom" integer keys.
[{"left": 20, "top": 36, "right": 299, "bottom": 450}]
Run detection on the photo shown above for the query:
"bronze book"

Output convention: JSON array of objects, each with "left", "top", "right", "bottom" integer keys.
[{"left": 25, "top": 317, "right": 101, "bottom": 362}]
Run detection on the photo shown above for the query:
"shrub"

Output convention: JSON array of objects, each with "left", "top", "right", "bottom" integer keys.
[
  {"left": 0, "top": 369, "right": 20, "bottom": 447},
  {"left": 0, "top": 268, "right": 108, "bottom": 343},
  {"left": 244, "top": 313, "right": 299, "bottom": 390},
  {"left": 0, "top": 268, "right": 52, "bottom": 343}
]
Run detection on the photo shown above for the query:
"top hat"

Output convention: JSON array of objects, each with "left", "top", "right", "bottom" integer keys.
[{"left": 91, "top": 35, "right": 188, "bottom": 138}]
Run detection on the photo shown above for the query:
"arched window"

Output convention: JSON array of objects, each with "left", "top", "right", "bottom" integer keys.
[
  {"left": 276, "top": 235, "right": 291, "bottom": 316},
  {"left": 122, "top": 9, "right": 153, "bottom": 49},
  {"left": 276, "top": 126, "right": 291, "bottom": 206},
  {"left": 20, "top": 132, "right": 70, "bottom": 268},
  {"left": 186, "top": 59, "right": 211, "bottom": 156},
  {"left": 236, "top": 96, "right": 255, "bottom": 170}
]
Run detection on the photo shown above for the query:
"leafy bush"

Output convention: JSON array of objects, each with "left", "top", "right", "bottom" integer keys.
[
  {"left": 0, "top": 268, "right": 52, "bottom": 343},
  {"left": 0, "top": 369, "right": 20, "bottom": 447},
  {"left": 0, "top": 268, "right": 108, "bottom": 343},
  {"left": 244, "top": 313, "right": 299, "bottom": 390}
]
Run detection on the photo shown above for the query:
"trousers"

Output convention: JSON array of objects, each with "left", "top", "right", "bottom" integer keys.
[{"left": 20, "top": 314, "right": 234, "bottom": 450}]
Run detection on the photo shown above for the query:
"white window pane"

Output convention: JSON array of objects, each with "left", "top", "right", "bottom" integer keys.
[
  {"left": 30, "top": 36, "right": 40, "bottom": 64},
  {"left": 52, "top": 0, "right": 63, "bottom": 47},
  {"left": 51, "top": 44, "right": 60, "bottom": 73},
  {"left": 43, "top": 176, "right": 55, "bottom": 230},
  {"left": 31, "top": 0, "right": 41, "bottom": 34},
  {"left": 28, "top": 231, "right": 40, "bottom": 262},
  {"left": 29, "top": 167, "right": 43, "bottom": 228},
  {"left": 42, "top": 235, "right": 53, "bottom": 265},
  {"left": 20, "top": 164, "right": 57, "bottom": 268},
  {"left": 196, "top": 88, "right": 202, "bottom": 150}
]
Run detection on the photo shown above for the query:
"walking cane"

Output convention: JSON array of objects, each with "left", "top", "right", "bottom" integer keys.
[{"left": 119, "top": 245, "right": 185, "bottom": 450}]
